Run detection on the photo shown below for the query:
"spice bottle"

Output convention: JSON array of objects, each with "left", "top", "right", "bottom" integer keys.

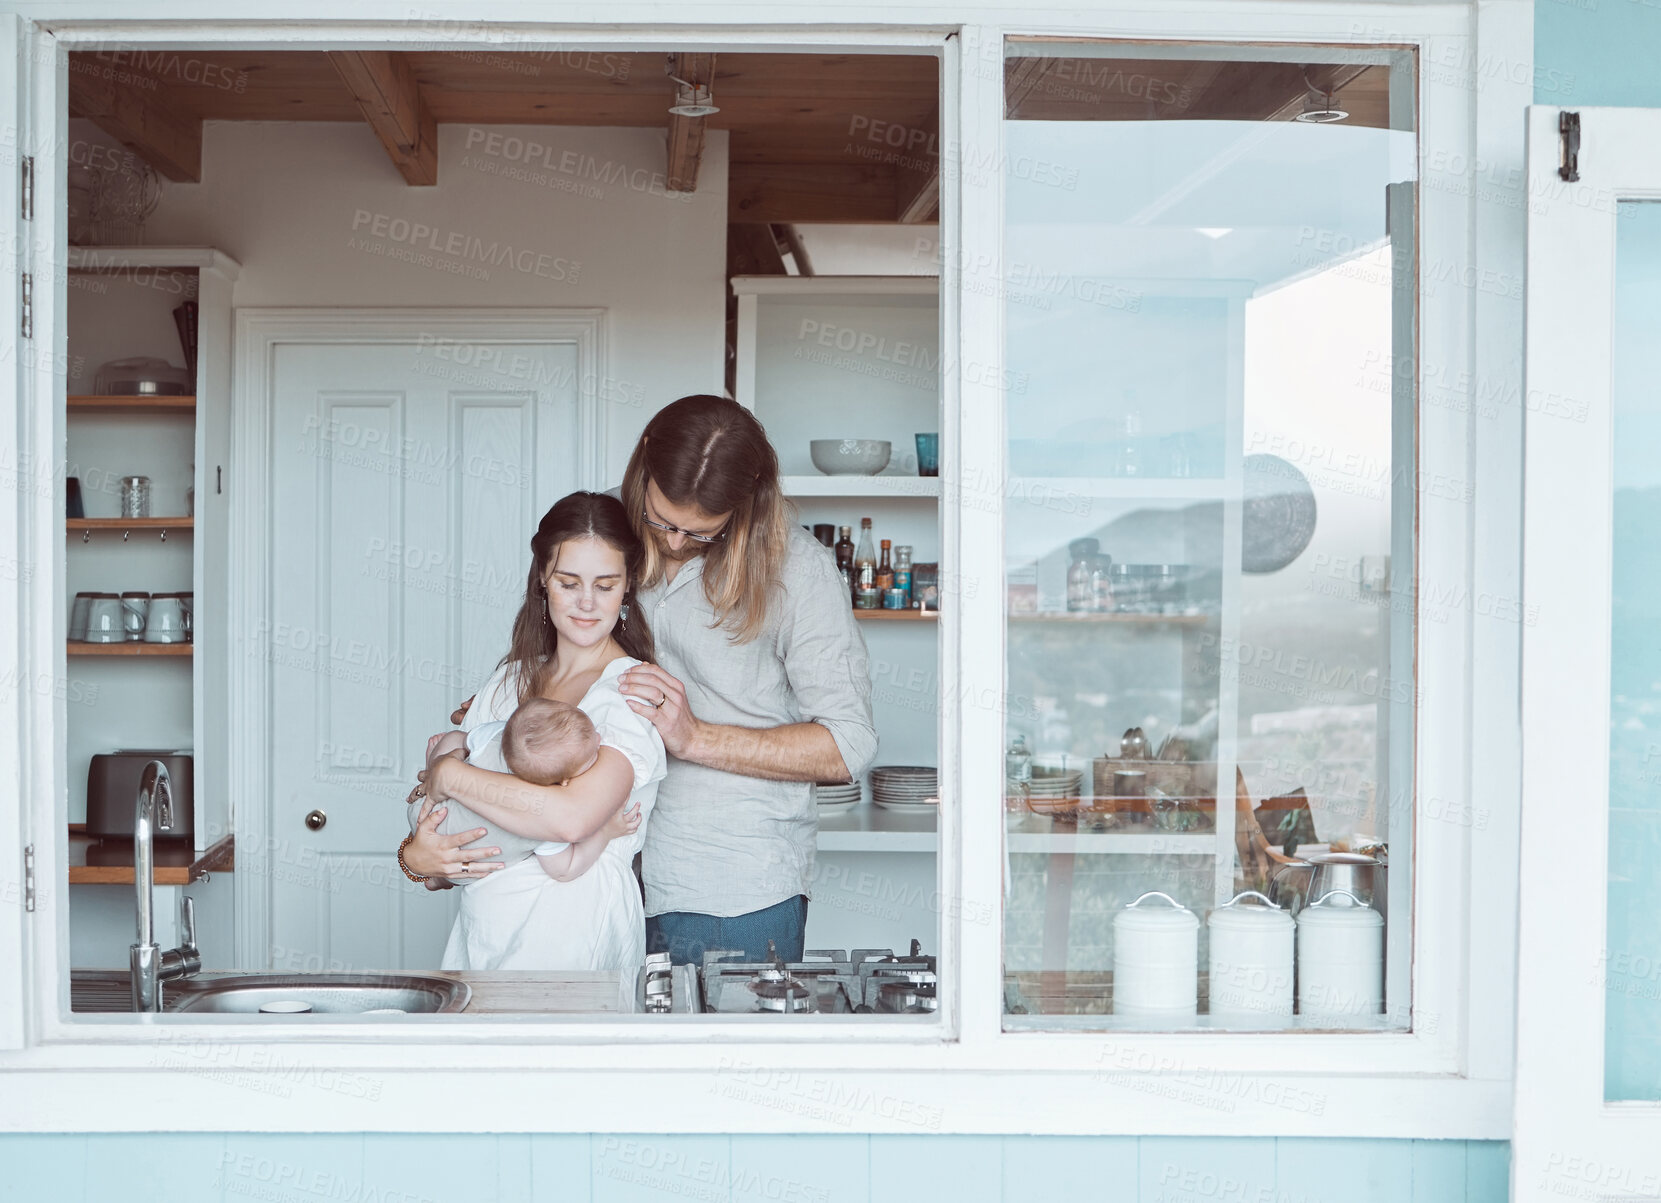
[
  {"left": 876, "top": 539, "right": 894, "bottom": 593},
  {"left": 893, "top": 545, "right": 913, "bottom": 607}
]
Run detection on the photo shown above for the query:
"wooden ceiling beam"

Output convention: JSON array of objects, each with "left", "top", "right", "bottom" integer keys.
[
  {"left": 327, "top": 51, "right": 437, "bottom": 186},
  {"left": 666, "top": 52, "right": 716, "bottom": 193},
  {"left": 727, "top": 222, "right": 789, "bottom": 278},
  {"left": 729, "top": 163, "right": 897, "bottom": 224},
  {"left": 775, "top": 224, "right": 813, "bottom": 275},
  {"left": 67, "top": 67, "right": 202, "bottom": 182},
  {"left": 893, "top": 104, "right": 939, "bottom": 223}
]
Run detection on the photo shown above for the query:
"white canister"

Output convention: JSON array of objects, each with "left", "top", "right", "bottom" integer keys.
[
  {"left": 1296, "top": 890, "right": 1384, "bottom": 1022},
  {"left": 1113, "top": 890, "right": 1199, "bottom": 1019},
  {"left": 1208, "top": 890, "right": 1294, "bottom": 1026}
]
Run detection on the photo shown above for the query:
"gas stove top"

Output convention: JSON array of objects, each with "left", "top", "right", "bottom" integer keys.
[{"left": 697, "top": 940, "right": 938, "bottom": 1016}]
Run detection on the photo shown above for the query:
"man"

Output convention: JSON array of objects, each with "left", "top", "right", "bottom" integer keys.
[{"left": 614, "top": 394, "right": 877, "bottom": 963}]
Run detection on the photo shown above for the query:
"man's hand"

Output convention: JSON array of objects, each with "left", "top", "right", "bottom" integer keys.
[{"left": 619, "top": 663, "right": 702, "bottom": 757}]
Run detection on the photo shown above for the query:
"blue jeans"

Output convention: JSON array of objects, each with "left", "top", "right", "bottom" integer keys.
[{"left": 646, "top": 895, "right": 808, "bottom": 965}]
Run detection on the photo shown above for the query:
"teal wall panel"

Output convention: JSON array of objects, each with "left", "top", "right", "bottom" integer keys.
[{"left": 0, "top": 1136, "right": 1506, "bottom": 1202}]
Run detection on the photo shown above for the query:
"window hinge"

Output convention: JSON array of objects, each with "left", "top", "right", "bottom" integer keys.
[
  {"left": 20, "top": 155, "right": 33, "bottom": 221},
  {"left": 24, "top": 844, "right": 36, "bottom": 913},
  {"left": 1559, "top": 111, "right": 1581, "bottom": 182},
  {"left": 19, "top": 272, "right": 31, "bottom": 341}
]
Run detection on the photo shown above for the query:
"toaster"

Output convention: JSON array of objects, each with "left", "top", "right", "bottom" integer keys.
[{"left": 86, "top": 750, "right": 194, "bottom": 841}]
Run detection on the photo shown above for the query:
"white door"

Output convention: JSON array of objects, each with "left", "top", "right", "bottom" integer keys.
[
  {"left": 1519, "top": 108, "right": 1661, "bottom": 1200},
  {"left": 260, "top": 316, "right": 590, "bottom": 971}
]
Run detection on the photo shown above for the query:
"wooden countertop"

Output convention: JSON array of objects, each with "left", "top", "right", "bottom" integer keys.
[{"left": 67, "top": 825, "right": 234, "bottom": 885}]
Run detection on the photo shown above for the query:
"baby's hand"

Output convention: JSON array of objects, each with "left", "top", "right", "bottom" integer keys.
[
  {"left": 602, "top": 801, "right": 642, "bottom": 841},
  {"left": 426, "top": 729, "right": 469, "bottom": 768}
]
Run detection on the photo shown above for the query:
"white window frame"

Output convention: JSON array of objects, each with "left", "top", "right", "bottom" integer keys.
[
  {"left": 1516, "top": 105, "right": 1661, "bottom": 1199},
  {"left": 0, "top": 1, "right": 1525, "bottom": 1138}
]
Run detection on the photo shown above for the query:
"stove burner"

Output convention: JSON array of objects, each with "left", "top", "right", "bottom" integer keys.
[
  {"left": 750, "top": 973, "right": 814, "bottom": 1013},
  {"left": 875, "top": 980, "right": 938, "bottom": 1014}
]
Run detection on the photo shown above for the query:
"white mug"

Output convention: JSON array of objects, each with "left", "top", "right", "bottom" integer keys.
[
  {"left": 84, "top": 595, "right": 124, "bottom": 643},
  {"left": 120, "top": 592, "right": 150, "bottom": 642},
  {"left": 144, "top": 595, "right": 187, "bottom": 644},
  {"left": 69, "top": 593, "right": 94, "bottom": 641}
]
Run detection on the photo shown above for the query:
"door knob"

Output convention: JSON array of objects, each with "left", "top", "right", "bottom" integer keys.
[{"left": 304, "top": 809, "right": 327, "bottom": 831}]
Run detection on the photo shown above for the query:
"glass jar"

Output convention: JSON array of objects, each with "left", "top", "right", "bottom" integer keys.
[
  {"left": 1005, "top": 734, "right": 1033, "bottom": 814},
  {"left": 1089, "top": 552, "right": 1114, "bottom": 612},
  {"left": 1066, "top": 538, "right": 1099, "bottom": 612},
  {"left": 119, "top": 476, "right": 152, "bottom": 519}
]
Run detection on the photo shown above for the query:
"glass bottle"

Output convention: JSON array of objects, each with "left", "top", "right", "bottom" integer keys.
[
  {"left": 876, "top": 539, "right": 894, "bottom": 593},
  {"left": 1090, "top": 551, "right": 1114, "bottom": 613},
  {"left": 835, "top": 525, "right": 855, "bottom": 603},
  {"left": 893, "top": 544, "right": 913, "bottom": 607},
  {"left": 1005, "top": 734, "right": 1033, "bottom": 814},
  {"left": 853, "top": 518, "right": 878, "bottom": 607},
  {"left": 1119, "top": 389, "right": 1143, "bottom": 478},
  {"left": 1067, "top": 537, "right": 1099, "bottom": 612},
  {"left": 835, "top": 525, "right": 855, "bottom": 575}
]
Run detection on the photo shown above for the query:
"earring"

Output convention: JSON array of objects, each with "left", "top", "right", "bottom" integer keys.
[{"left": 619, "top": 602, "right": 631, "bottom": 627}]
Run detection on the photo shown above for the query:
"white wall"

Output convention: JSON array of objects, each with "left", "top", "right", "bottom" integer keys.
[{"left": 97, "top": 117, "right": 730, "bottom": 485}]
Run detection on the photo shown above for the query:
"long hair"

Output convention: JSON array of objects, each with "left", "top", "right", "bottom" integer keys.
[
  {"left": 623, "top": 394, "right": 792, "bottom": 643},
  {"left": 496, "top": 491, "right": 655, "bottom": 707}
]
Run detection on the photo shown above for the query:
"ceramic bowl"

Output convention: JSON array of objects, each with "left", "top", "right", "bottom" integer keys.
[{"left": 810, "top": 439, "right": 891, "bottom": 475}]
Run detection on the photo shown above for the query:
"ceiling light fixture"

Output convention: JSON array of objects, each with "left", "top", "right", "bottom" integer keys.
[
  {"left": 1295, "top": 75, "right": 1349, "bottom": 124},
  {"left": 667, "top": 76, "right": 719, "bottom": 118}
]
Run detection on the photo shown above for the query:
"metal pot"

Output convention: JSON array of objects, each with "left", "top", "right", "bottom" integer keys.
[
  {"left": 1306, "top": 852, "right": 1383, "bottom": 908},
  {"left": 1267, "top": 852, "right": 1385, "bottom": 914}
]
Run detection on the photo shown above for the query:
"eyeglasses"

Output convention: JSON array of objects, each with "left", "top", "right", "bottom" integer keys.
[{"left": 641, "top": 507, "right": 728, "bottom": 544}]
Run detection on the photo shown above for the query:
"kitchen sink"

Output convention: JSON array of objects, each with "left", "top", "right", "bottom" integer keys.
[{"left": 70, "top": 971, "right": 470, "bottom": 1014}]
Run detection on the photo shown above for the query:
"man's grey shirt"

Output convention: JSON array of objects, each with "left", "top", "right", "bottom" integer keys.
[{"left": 636, "top": 524, "right": 878, "bottom": 917}]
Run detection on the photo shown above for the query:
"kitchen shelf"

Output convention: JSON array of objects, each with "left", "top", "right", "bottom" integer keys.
[
  {"left": 816, "top": 803, "right": 937, "bottom": 852},
  {"left": 1006, "top": 813, "right": 1214, "bottom": 855},
  {"left": 68, "top": 517, "right": 193, "bottom": 531},
  {"left": 815, "top": 806, "right": 1216, "bottom": 854},
  {"left": 66, "top": 827, "right": 234, "bottom": 886},
  {"left": 68, "top": 394, "right": 196, "bottom": 413},
  {"left": 1008, "top": 476, "right": 1231, "bottom": 502},
  {"left": 854, "top": 609, "right": 937, "bottom": 622},
  {"left": 68, "top": 641, "right": 192, "bottom": 657},
  {"left": 782, "top": 475, "right": 941, "bottom": 499},
  {"left": 1008, "top": 611, "right": 1208, "bottom": 626}
]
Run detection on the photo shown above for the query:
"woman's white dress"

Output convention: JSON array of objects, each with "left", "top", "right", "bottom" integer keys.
[{"left": 439, "top": 656, "right": 666, "bottom": 971}]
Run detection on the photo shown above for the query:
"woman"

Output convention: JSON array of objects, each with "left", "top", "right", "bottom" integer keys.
[{"left": 400, "top": 492, "right": 666, "bottom": 970}]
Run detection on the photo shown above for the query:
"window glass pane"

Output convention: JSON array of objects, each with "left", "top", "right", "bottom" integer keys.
[
  {"left": 1001, "top": 43, "right": 1416, "bottom": 1031},
  {"left": 1606, "top": 200, "right": 1661, "bottom": 1097}
]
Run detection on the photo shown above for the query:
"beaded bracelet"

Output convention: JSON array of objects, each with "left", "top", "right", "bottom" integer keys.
[{"left": 397, "top": 833, "right": 430, "bottom": 883}]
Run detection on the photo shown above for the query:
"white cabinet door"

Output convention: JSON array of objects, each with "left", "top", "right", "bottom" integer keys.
[
  {"left": 1518, "top": 107, "right": 1661, "bottom": 1201},
  {"left": 264, "top": 329, "right": 581, "bottom": 971}
]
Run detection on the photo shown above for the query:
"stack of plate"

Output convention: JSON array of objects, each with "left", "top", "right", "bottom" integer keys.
[
  {"left": 870, "top": 766, "right": 939, "bottom": 814},
  {"left": 813, "top": 781, "right": 862, "bottom": 814},
  {"left": 1027, "top": 766, "right": 1084, "bottom": 816}
]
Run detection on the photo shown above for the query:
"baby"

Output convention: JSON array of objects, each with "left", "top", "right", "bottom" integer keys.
[{"left": 407, "top": 697, "right": 629, "bottom": 885}]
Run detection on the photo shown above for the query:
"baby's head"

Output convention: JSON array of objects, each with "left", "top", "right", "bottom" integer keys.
[{"left": 501, "top": 698, "right": 600, "bottom": 786}]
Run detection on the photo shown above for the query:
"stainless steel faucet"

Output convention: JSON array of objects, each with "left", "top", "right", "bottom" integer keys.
[{"left": 131, "top": 759, "right": 201, "bottom": 1012}]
